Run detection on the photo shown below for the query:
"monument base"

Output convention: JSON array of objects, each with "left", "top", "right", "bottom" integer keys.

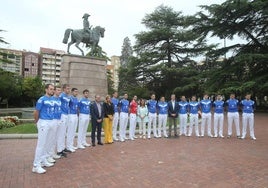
[{"left": 60, "top": 54, "right": 108, "bottom": 99}]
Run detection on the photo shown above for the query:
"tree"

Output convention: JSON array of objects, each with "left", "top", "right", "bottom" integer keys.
[
  {"left": 192, "top": 0, "right": 268, "bottom": 98},
  {"left": 0, "top": 69, "right": 22, "bottom": 107},
  {"left": 107, "top": 69, "right": 115, "bottom": 94},
  {"left": 22, "top": 76, "right": 44, "bottom": 107},
  {"left": 120, "top": 37, "right": 133, "bottom": 68},
  {"left": 0, "top": 29, "right": 8, "bottom": 45},
  {"left": 118, "top": 37, "right": 135, "bottom": 94},
  {"left": 132, "top": 5, "right": 212, "bottom": 98}
]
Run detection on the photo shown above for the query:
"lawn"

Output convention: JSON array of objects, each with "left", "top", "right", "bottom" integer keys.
[
  {"left": 0, "top": 123, "right": 92, "bottom": 134},
  {"left": 0, "top": 123, "right": 37, "bottom": 134}
]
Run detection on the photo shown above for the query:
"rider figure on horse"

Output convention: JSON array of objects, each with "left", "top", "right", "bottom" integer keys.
[{"left": 82, "top": 13, "right": 91, "bottom": 47}]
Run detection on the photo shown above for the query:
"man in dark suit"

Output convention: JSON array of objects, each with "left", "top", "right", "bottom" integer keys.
[
  {"left": 90, "top": 94, "right": 104, "bottom": 146},
  {"left": 168, "top": 94, "right": 179, "bottom": 137}
]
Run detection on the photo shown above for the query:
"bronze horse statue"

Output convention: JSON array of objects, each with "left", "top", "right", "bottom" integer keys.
[{"left": 62, "top": 26, "right": 105, "bottom": 56}]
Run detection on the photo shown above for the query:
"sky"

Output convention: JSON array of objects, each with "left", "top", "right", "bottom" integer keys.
[{"left": 0, "top": 0, "right": 227, "bottom": 58}]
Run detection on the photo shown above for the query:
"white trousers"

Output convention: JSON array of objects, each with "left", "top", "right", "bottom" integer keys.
[
  {"left": 201, "top": 112, "right": 212, "bottom": 136},
  {"left": 77, "top": 114, "right": 90, "bottom": 146},
  {"left": 179, "top": 114, "right": 188, "bottom": 135},
  {"left": 119, "top": 112, "right": 128, "bottom": 140},
  {"left": 227, "top": 112, "right": 240, "bottom": 136},
  {"left": 148, "top": 113, "right": 157, "bottom": 137},
  {"left": 188, "top": 114, "right": 199, "bottom": 136},
  {"left": 33, "top": 119, "right": 53, "bottom": 167},
  {"left": 242, "top": 113, "right": 255, "bottom": 138},
  {"left": 214, "top": 113, "right": 224, "bottom": 137},
  {"left": 66, "top": 114, "right": 78, "bottom": 149},
  {"left": 57, "top": 114, "right": 68, "bottom": 152},
  {"left": 158, "top": 114, "right": 168, "bottom": 137},
  {"left": 47, "top": 119, "right": 60, "bottom": 157},
  {"left": 112, "top": 112, "right": 119, "bottom": 139},
  {"left": 129, "top": 113, "right": 137, "bottom": 139}
]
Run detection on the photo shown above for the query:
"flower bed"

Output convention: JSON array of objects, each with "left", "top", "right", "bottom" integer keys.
[{"left": 0, "top": 116, "right": 20, "bottom": 129}]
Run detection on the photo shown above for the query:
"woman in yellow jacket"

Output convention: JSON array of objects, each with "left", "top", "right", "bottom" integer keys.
[{"left": 103, "top": 95, "right": 115, "bottom": 144}]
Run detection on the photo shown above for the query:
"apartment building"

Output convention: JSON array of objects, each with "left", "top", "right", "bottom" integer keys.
[
  {"left": 40, "top": 47, "right": 65, "bottom": 85},
  {"left": 22, "top": 51, "right": 41, "bottom": 77},
  {"left": 0, "top": 48, "right": 22, "bottom": 74}
]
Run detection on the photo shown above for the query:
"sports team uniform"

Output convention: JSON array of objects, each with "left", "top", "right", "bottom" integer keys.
[
  {"left": 157, "top": 101, "right": 168, "bottom": 137},
  {"left": 49, "top": 96, "right": 61, "bottom": 158},
  {"left": 33, "top": 95, "right": 54, "bottom": 169},
  {"left": 200, "top": 99, "right": 212, "bottom": 137},
  {"left": 66, "top": 95, "right": 79, "bottom": 151},
  {"left": 119, "top": 99, "right": 129, "bottom": 141},
  {"left": 188, "top": 101, "right": 200, "bottom": 137},
  {"left": 77, "top": 97, "right": 91, "bottom": 148},
  {"left": 147, "top": 99, "right": 158, "bottom": 138},
  {"left": 226, "top": 98, "right": 240, "bottom": 138},
  {"left": 241, "top": 99, "right": 256, "bottom": 140},
  {"left": 57, "top": 92, "right": 70, "bottom": 154},
  {"left": 213, "top": 100, "right": 225, "bottom": 138},
  {"left": 178, "top": 101, "right": 189, "bottom": 136}
]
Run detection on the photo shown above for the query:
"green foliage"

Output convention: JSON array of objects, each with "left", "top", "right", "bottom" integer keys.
[
  {"left": 22, "top": 76, "right": 44, "bottom": 106},
  {"left": 107, "top": 69, "right": 115, "bottom": 94},
  {"left": 0, "top": 116, "right": 19, "bottom": 129},
  {"left": 0, "top": 29, "right": 9, "bottom": 45},
  {"left": 193, "top": 0, "right": 268, "bottom": 98},
  {"left": 0, "top": 69, "right": 22, "bottom": 104}
]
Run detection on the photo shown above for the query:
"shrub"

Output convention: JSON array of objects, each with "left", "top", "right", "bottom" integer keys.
[{"left": 0, "top": 116, "right": 19, "bottom": 129}]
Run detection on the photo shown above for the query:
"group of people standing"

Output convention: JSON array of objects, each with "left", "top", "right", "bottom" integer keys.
[{"left": 32, "top": 84, "right": 256, "bottom": 174}]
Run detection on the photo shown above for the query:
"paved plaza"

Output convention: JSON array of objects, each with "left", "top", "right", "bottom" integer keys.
[{"left": 0, "top": 113, "right": 267, "bottom": 188}]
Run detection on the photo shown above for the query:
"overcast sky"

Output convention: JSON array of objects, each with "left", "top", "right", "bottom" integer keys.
[{"left": 1, "top": 0, "right": 226, "bottom": 58}]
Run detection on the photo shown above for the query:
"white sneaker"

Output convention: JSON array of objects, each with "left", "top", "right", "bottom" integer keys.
[
  {"left": 69, "top": 148, "right": 76, "bottom": 152},
  {"left": 47, "top": 157, "right": 56, "bottom": 163},
  {"left": 42, "top": 161, "right": 54, "bottom": 167},
  {"left": 251, "top": 137, "right": 256, "bottom": 140},
  {"left": 113, "top": 137, "right": 119, "bottom": 141},
  {"left": 72, "top": 146, "right": 78, "bottom": 150},
  {"left": 53, "top": 154, "right": 61, "bottom": 159},
  {"left": 219, "top": 135, "right": 224, "bottom": 138},
  {"left": 83, "top": 143, "right": 91, "bottom": 147},
  {"left": 32, "top": 166, "right": 46, "bottom": 174},
  {"left": 133, "top": 136, "right": 138, "bottom": 139},
  {"left": 77, "top": 145, "right": 85, "bottom": 149},
  {"left": 120, "top": 139, "right": 125, "bottom": 142}
]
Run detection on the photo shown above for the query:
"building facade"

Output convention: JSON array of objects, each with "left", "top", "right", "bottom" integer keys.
[
  {"left": 40, "top": 47, "right": 65, "bottom": 85},
  {"left": 0, "top": 48, "right": 22, "bottom": 74},
  {"left": 22, "top": 52, "right": 41, "bottom": 77}
]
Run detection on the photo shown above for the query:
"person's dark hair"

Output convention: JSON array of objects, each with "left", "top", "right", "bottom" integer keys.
[
  {"left": 140, "top": 99, "right": 146, "bottom": 107},
  {"left": 83, "top": 89, "right": 89, "bottom": 94},
  {"left": 45, "top": 83, "right": 53, "bottom": 89},
  {"left": 71, "top": 88, "right": 78, "bottom": 92}
]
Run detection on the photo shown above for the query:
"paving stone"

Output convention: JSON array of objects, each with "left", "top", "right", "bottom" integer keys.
[{"left": 0, "top": 113, "right": 267, "bottom": 187}]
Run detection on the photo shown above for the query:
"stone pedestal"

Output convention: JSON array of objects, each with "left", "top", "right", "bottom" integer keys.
[{"left": 60, "top": 54, "right": 107, "bottom": 99}]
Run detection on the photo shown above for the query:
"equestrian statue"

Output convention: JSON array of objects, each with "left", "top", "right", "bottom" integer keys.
[{"left": 62, "top": 13, "right": 105, "bottom": 56}]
